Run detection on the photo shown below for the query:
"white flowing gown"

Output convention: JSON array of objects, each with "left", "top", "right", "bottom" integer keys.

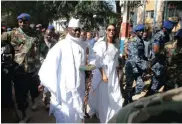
[{"left": 88, "top": 39, "right": 124, "bottom": 123}]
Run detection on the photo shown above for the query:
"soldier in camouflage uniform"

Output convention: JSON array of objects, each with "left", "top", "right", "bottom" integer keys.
[
  {"left": 35, "top": 24, "right": 44, "bottom": 59},
  {"left": 164, "top": 29, "right": 182, "bottom": 90},
  {"left": 1, "top": 13, "right": 40, "bottom": 123},
  {"left": 40, "top": 26, "right": 57, "bottom": 109},
  {"left": 39, "top": 25, "right": 57, "bottom": 63},
  {"left": 124, "top": 24, "right": 148, "bottom": 104}
]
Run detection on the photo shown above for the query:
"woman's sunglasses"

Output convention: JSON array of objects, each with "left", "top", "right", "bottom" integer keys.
[{"left": 107, "top": 29, "right": 115, "bottom": 32}]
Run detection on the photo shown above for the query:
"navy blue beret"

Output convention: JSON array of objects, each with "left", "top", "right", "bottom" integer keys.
[
  {"left": 163, "top": 20, "right": 174, "bottom": 30},
  {"left": 134, "top": 24, "right": 144, "bottom": 32},
  {"left": 17, "top": 13, "right": 30, "bottom": 21}
]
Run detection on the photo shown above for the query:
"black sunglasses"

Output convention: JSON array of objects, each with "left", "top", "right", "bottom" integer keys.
[{"left": 107, "top": 29, "right": 115, "bottom": 32}]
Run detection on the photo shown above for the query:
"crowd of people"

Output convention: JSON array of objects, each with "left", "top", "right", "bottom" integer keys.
[{"left": 1, "top": 13, "right": 182, "bottom": 123}]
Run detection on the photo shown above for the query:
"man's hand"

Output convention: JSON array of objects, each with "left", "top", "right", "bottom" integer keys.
[{"left": 38, "top": 84, "right": 44, "bottom": 92}]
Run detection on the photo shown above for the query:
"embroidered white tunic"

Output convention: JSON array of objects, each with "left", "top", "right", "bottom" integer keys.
[{"left": 39, "top": 34, "right": 86, "bottom": 123}]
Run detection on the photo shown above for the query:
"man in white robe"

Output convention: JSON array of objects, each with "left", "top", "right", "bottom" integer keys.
[{"left": 38, "top": 17, "right": 86, "bottom": 123}]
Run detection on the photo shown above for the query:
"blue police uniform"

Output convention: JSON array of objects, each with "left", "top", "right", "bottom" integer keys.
[
  {"left": 153, "top": 20, "right": 174, "bottom": 49},
  {"left": 125, "top": 24, "right": 147, "bottom": 103},
  {"left": 147, "top": 41, "right": 167, "bottom": 96}
]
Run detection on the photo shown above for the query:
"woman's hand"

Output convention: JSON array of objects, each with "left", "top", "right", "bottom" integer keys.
[{"left": 102, "top": 74, "right": 108, "bottom": 83}]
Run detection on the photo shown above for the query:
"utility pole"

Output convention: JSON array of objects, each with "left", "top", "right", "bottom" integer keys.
[
  {"left": 143, "top": 0, "right": 146, "bottom": 29},
  {"left": 119, "top": 0, "right": 130, "bottom": 57},
  {"left": 153, "top": 0, "right": 158, "bottom": 36}
]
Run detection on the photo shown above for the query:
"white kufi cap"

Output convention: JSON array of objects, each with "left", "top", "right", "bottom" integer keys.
[{"left": 68, "top": 17, "right": 81, "bottom": 28}]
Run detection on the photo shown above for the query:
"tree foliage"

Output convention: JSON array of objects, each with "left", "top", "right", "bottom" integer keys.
[{"left": 1, "top": 1, "right": 118, "bottom": 30}]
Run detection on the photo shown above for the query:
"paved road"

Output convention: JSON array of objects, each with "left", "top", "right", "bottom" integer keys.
[
  {"left": 9, "top": 79, "right": 152, "bottom": 123},
  {"left": 27, "top": 93, "right": 99, "bottom": 123},
  {"left": 22, "top": 79, "right": 152, "bottom": 123},
  {"left": 27, "top": 96, "right": 55, "bottom": 123}
]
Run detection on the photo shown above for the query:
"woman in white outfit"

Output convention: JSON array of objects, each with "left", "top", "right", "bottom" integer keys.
[{"left": 88, "top": 24, "right": 123, "bottom": 123}]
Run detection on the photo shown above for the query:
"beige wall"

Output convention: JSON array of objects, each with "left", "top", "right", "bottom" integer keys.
[
  {"left": 137, "top": 0, "right": 164, "bottom": 32},
  {"left": 146, "top": 0, "right": 155, "bottom": 11}
]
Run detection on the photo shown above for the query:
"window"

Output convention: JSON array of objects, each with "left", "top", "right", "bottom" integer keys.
[
  {"left": 167, "top": 4, "right": 177, "bottom": 17},
  {"left": 168, "top": 8, "right": 177, "bottom": 17},
  {"left": 151, "top": 11, "right": 154, "bottom": 18},
  {"left": 146, "top": 10, "right": 154, "bottom": 19}
]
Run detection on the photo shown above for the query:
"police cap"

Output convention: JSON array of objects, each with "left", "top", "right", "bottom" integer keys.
[
  {"left": 163, "top": 20, "right": 174, "bottom": 30},
  {"left": 134, "top": 24, "right": 144, "bottom": 32}
]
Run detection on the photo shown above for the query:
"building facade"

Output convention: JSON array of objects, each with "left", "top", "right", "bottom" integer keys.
[{"left": 136, "top": 0, "right": 182, "bottom": 34}]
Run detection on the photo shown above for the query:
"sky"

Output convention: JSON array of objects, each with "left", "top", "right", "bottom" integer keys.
[{"left": 105, "top": 0, "right": 117, "bottom": 13}]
